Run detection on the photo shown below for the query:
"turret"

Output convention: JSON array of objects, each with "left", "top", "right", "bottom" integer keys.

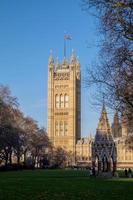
[
  {"left": 48, "top": 53, "right": 54, "bottom": 70},
  {"left": 111, "top": 112, "right": 121, "bottom": 138},
  {"left": 76, "top": 56, "right": 80, "bottom": 80},
  {"left": 62, "top": 57, "right": 68, "bottom": 69},
  {"left": 121, "top": 112, "right": 128, "bottom": 137},
  {"left": 70, "top": 49, "right": 76, "bottom": 65},
  {"left": 76, "top": 57, "right": 80, "bottom": 71},
  {"left": 55, "top": 57, "right": 60, "bottom": 70},
  {"left": 48, "top": 49, "right": 80, "bottom": 71}
]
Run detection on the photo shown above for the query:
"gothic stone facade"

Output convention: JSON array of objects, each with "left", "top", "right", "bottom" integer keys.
[
  {"left": 47, "top": 50, "right": 81, "bottom": 158},
  {"left": 47, "top": 51, "right": 133, "bottom": 169}
]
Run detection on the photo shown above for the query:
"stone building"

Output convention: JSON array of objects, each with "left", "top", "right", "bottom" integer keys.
[
  {"left": 47, "top": 50, "right": 81, "bottom": 159},
  {"left": 112, "top": 113, "right": 133, "bottom": 169},
  {"left": 76, "top": 136, "right": 92, "bottom": 166},
  {"left": 47, "top": 51, "right": 133, "bottom": 168}
]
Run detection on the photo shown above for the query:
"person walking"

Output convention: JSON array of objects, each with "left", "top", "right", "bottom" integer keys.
[
  {"left": 124, "top": 169, "right": 128, "bottom": 177},
  {"left": 128, "top": 168, "right": 132, "bottom": 178},
  {"left": 92, "top": 167, "right": 96, "bottom": 177}
]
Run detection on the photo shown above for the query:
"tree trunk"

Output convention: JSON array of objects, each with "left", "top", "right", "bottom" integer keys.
[
  {"left": 5, "top": 151, "right": 8, "bottom": 166},
  {"left": 17, "top": 152, "right": 20, "bottom": 165},
  {"left": 9, "top": 151, "right": 12, "bottom": 165},
  {"left": 24, "top": 150, "right": 27, "bottom": 164}
]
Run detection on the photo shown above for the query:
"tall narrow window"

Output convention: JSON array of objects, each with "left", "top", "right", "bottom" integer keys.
[
  {"left": 64, "top": 122, "right": 68, "bottom": 136},
  {"left": 60, "top": 94, "right": 64, "bottom": 108},
  {"left": 55, "top": 95, "right": 59, "bottom": 108},
  {"left": 64, "top": 94, "right": 68, "bottom": 108},
  {"left": 60, "top": 121, "right": 63, "bottom": 135},
  {"left": 55, "top": 121, "right": 58, "bottom": 136}
]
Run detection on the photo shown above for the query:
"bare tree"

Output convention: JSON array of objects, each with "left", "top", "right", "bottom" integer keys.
[{"left": 82, "top": 0, "right": 133, "bottom": 126}]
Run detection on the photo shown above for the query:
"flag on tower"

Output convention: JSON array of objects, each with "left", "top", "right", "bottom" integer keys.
[{"left": 64, "top": 34, "right": 72, "bottom": 40}]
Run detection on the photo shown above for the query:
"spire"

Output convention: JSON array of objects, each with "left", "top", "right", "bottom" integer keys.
[
  {"left": 55, "top": 57, "right": 60, "bottom": 70},
  {"left": 62, "top": 57, "right": 68, "bottom": 69},
  {"left": 70, "top": 49, "right": 76, "bottom": 64},
  {"left": 76, "top": 56, "right": 80, "bottom": 66},
  {"left": 97, "top": 104, "right": 111, "bottom": 134},
  {"left": 112, "top": 111, "right": 121, "bottom": 138},
  {"left": 48, "top": 50, "right": 54, "bottom": 68},
  {"left": 121, "top": 112, "right": 128, "bottom": 137},
  {"left": 113, "top": 111, "right": 119, "bottom": 125},
  {"left": 102, "top": 95, "right": 106, "bottom": 113},
  {"left": 121, "top": 111, "right": 127, "bottom": 125}
]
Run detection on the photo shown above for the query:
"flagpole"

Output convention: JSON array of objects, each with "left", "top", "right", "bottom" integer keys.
[
  {"left": 64, "top": 34, "right": 71, "bottom": 58},
  {"left": 64, "top": 37, "right": 66, "bottom": 58}
]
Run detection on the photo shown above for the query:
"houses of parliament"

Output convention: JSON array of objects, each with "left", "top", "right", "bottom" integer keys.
[{"left": 47, "top": 50, "right": 133, "bottom": 169}]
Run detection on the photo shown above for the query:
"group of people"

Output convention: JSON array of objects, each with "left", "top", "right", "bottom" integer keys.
[
  {"left": 124, "top": 168, "right": 132, "bottom": 178},
  {"left": 89, "top": 167, "right": 133, "bottom": 178}
]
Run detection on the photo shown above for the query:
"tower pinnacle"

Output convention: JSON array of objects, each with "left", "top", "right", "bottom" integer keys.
[
  {"left": 62, "top": 57, "right": 68, "bottom": 69},
  {"left": 48, "top": 50, "right": 54, "bottom": 68},
  {"left": 70, "top": 49, "right": 76, "bottom": 65},
  {"left": 55, "top": 57, "right": 60, "bottom": 70},
  {"left": 97, "top": 104, "right": 111, "bottom": 134}
]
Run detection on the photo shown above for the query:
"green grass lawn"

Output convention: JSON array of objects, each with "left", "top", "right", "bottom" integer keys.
[{"left": 0, "top": 169, "right": 133, "bottom": 200}]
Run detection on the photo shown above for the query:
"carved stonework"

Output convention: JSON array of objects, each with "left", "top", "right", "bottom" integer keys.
[
  {"left": 92, "top": 105, "right": 117, "bottom": 172},
  {"left": 55, "top": 112, "right": 68, "bottom": 116},
  {"left": 54, "top": 72, "right": 70, "bottom": 80},
  {"left": 48, "top": 52, "right": 81, "bottom": 160},
  {"left": 55, "top": 85, "right": 69, "bottom": 89}
]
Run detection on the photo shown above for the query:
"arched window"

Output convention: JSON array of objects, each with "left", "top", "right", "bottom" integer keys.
[
  {"left": 60, "top": 121, "right": 63, "bottom": 135},
  {"left": 64, "top": 94, "right": 68, "bottom": 108},
  {"left": 64, "top": 122, "right": 68, "bottom": 136},
  {"left": 55, "top": 121, "right": 59, "bottom": 136},
  {"left": 55, "top": 94, "right": 59, "bottom": 108},
  {"left": 60, "top": 94, "right": 64, "bottom": 108}
]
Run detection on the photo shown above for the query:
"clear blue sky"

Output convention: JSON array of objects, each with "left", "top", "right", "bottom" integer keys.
[{"left": 0, "top": 0, "right": 112, "bottom": 136}]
